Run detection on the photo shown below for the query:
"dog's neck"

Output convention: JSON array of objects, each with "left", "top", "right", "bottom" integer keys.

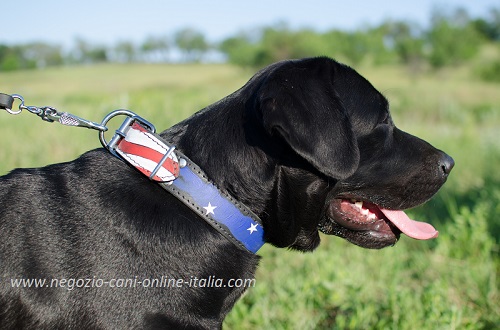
[
  {"left": 162, "top": 96, "right": 330, "bottom": 252},
  {"left": 162, "top": 100, "right": 275, "bottom": 219}
]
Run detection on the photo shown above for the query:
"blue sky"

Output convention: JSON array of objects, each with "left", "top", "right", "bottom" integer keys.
[{"left": 2, "top": 0, "right": 498, "bottom": 47}]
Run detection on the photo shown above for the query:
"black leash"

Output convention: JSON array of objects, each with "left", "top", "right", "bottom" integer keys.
[{"left": 0, "top": 93, "right": 15, "bottom": 112}]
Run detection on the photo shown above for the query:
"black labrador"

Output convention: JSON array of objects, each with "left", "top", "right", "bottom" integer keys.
[{"left": 0, "top": 57, "right": 453, "bottom": 329}]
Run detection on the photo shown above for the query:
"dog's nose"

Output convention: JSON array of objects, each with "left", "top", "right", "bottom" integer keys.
[{"left": 439, "top": 153, "right": 455, "bottom": 175}]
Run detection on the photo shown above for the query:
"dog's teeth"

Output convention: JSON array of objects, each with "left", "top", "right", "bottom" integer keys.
[
  {"left": 368, "top": 213, "right": 376, "bottom": 220},
  {"left": 361, "top": 208, "right": 369, "bottom": 215},
  {"left": 355, "top": 201, "right": 363, "bottom": 209}
]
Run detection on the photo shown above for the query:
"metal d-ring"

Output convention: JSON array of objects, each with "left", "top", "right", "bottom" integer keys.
[{"left": 98, "top": 109, "right": 157, "bottom": 155}]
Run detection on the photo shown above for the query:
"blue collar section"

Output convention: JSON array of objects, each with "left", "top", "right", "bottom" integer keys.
[
  {"left": 160, "top": 158, "right": 265, "bottom": 253},
  {"left": 104, "top": 113, "right": 265, "bottom": 254}
]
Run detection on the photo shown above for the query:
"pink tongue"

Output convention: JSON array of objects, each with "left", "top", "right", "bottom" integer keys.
[{"left": 380, "top": 209, "right": 438, "bottom": 240}]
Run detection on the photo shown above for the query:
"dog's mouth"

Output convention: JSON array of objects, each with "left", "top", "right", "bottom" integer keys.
[{"left": 319, "top": 198, "right": 438, "bottom": 249}]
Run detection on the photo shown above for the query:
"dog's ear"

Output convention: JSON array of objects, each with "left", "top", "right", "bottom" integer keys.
[{"left": 257, "top": 59, "right": 360, "bottom": 179}]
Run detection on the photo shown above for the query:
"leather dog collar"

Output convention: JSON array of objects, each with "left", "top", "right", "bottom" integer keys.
[{"left": 103, "top": 113, "right": 265, "bottom": 254}]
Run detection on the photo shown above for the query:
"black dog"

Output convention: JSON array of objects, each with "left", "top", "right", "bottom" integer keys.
[{"left": 0, "top": 57, "right": 453, "bottom": 329}]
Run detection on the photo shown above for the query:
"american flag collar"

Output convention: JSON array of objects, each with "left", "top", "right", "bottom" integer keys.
[{"left": 102, "top": 113, "right": 265, "bottom": 254}]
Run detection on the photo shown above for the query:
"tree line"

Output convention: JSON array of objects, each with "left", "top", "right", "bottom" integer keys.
[{"left": 1, "top": 7, "right": 499, "bottom": 76}]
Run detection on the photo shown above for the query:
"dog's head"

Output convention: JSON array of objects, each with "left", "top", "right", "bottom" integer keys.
[{"left": 246, "top": 57, "right": 454, "bottom": 250}]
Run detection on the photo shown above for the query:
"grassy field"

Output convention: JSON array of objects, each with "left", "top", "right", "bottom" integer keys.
[{"left": 1, "top": 62, "right": 499, "bottom": 329}]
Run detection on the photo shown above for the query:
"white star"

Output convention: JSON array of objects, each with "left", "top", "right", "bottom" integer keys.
[
  {"left": 247, "top": 223, "right": 258, "bottom": 235},
  {"left": 203, "top": 202, "right": 217, "bottom": 215}
]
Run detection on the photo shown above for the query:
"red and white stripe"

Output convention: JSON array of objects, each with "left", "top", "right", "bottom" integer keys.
[{"left": 115, "top": 122, "right": 179, "bottom": 182}]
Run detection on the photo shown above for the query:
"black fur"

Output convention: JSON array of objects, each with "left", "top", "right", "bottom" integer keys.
[{"left": 0, "top": 57, "right": 453, "bottom": 329}]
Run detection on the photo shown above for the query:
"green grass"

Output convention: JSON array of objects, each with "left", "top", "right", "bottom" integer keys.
[{"left": 1, "top": 63, "right": 499, "bottom": 329}]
